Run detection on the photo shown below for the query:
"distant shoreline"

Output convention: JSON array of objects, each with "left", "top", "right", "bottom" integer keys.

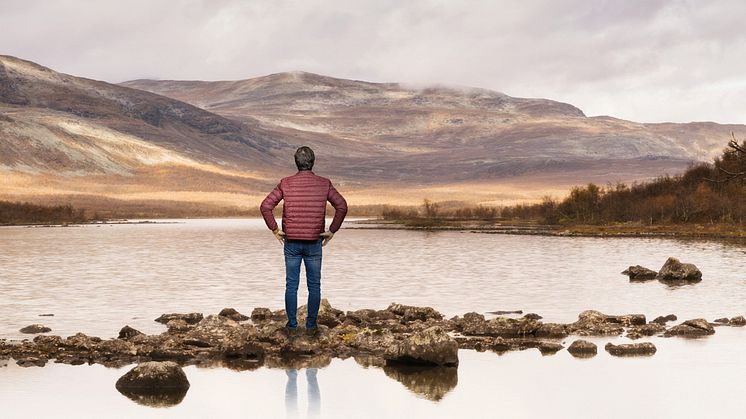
[{"left": 350, "top": 219, "right": 746, "bottom": 240}]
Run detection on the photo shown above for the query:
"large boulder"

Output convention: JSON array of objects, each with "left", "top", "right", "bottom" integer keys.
[
  {"left": 622, "top": 265, "right": 658, "bottom": 281},
  {"left": 656, "top": 257, "right": 702, "bottom": 282},
  {"left": 604, "top": 342, "right": 657, "bottom": 356},
  {"left": 115, "top": 361, "right": 190, "bottom": 391},
  {"left": 567, "top": 340, "right": 597, "bottom": 358},
  {"left": 115, "top": 361, "right": 190, "bottom": 407},
  {"left": 384, "top": 326, "right": 458, "bottom": 367}
]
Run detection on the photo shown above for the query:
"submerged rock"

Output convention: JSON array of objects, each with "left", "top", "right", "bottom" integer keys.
[
  {"left": 19, "top": 324, "right": 51, "bottom": 334},
  {"left": 622, "top": 265, "right": 658, "bottom": 281},
  {"left": 567, "top": 340, "right": 597, "bottom": 358},
  {"left": 604, "top": 342, "right": 657, "bottom": 356},
  {"left": 656, "top": 257, "right": 702, "bottom": 282},
  {"left": 384, "top": 326, "right": 458, "bottom": 367},
  {"left": 218, "top": 308, "right": 249, "bottom": 322}
]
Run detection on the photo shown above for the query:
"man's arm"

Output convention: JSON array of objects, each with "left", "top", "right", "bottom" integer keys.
[
  {"left": 260, "top": 183, "right": 283, "bottom": 232},
  {"left": 327, "top": 183, "right": 348, "bottom": 233}
]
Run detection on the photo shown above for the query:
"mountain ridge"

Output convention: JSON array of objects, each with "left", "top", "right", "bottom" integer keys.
[{"left": 2, "top": 54, "right": 746, "bottom": 212}]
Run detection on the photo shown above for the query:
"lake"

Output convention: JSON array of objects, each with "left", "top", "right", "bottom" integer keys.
[{"left": 1, "top": 218, "right": 745, "bottom": 418}]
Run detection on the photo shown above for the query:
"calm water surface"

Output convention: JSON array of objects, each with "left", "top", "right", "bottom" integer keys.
[{"left": 1, "top": 218, "right": 745, "bottom": 418}]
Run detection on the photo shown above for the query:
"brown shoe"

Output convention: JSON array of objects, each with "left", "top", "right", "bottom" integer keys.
[{"left": 305, "top": 326, "right": 319, "bottom": 337}]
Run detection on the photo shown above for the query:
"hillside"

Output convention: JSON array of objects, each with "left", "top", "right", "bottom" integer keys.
[{"left": 2, "top": 54, "right": 745, "bottom": 213}]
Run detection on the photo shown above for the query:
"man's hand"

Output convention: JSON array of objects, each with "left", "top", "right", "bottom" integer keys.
[
  {"left": 273, "top": 228, "right": 286, "bottom": 244},
  {"left": 320, "top": 231, "right": 334, "bottom": 246}
]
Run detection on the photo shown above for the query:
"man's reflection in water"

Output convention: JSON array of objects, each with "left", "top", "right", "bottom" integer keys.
[{"left": 285, "top": 368, "right": 321, "bottom": 418}]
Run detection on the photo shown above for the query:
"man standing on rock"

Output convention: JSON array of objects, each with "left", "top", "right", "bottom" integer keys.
[{"left": 260, "top": 146, "right": 348, "bottom": 336}]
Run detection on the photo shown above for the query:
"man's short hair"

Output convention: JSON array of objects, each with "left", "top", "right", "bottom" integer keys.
[{"left": 294, "top": 146, "right": 315, "bottom": 171}]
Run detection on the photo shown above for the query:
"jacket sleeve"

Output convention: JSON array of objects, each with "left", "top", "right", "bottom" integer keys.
[
  {"left": 260, "top": 183, "right": 283, "bottom": 231},
  {"left": 327, "top": 182, "right": 348, "bottom": 233}
]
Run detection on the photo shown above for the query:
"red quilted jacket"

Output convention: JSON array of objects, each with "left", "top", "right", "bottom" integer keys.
[{"left": 260, "top": 170, "right": 348, "bottom": 240}]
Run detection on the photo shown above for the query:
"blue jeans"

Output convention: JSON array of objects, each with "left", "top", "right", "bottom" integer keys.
[{"left": 284, "top": 238, "right": 323, "bottom": 329}]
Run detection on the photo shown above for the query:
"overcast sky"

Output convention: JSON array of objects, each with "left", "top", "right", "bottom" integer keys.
[{"left": 2, "top": 0, "right": 745, "bottom": 123}]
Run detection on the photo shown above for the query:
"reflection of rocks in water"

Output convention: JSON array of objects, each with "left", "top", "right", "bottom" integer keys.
[
  {"left": 192, "top": 357, "right": 263, "bottom": 372},
  {"left": 382, "top": 364, "right": 458, "bottom": 401},
  {"left": 117, "top": 387, "right": 189, "bottom": 408},
  {"left": 353, "top": 356, "right": 457, "bottom": 401},
  {"left": 115, "top": 361, "right": 190, "bottom": 408},
  {"left": 266, "top": 354, "right": 332, "bottom": 370},
  {"left": 353, "top": 355, "right": 386, "bottom": 369}
]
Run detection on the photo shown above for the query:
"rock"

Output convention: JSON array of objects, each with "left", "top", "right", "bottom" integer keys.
[
  {"left": 664, "top": 318, "right": 715, "bottom": 337},
  {"left": 115, "top": 361, "right": 190, "bottom": 391},
  {"left": 118, "top": 325, "right": 144, "bottom": 340},
  {"left": 16, "top": 357, "right": 47, "bottom": 367},
  {"left": 387, "top": 303, "right": 444, "bottom": 323},
  {"left": 730, "top": 316, "right": 746, "bottom": 326},
  {"left": 714, "top": 318, "right": 730, "bottom": 324},
  {"left": 19, "top": 324, "right": 51, "bottom": 334},
  {"left": 604, "top": 342, "right": 657, "bottom": 356},
  {"left": 567, "top": 340, "right": 597, "bottom": 357},
  {"left": 155, "top": 313, "right": 203, "bottom": 325},
  {"left": 250, "top": 307, "right": 272, "bottom": 322},
  {"left": 625, "top": 323, "right": 666, "bottom": 339},
  {"left": 535, "top": 323, "right": 568, "bottom": 338},
  {"left": 298, "top": 299, "right": 345, "bottom": 328},
  {"left": 184, "top": 315, "right": 239, "bottom": 347},
  {"left": 115, "top": 361, "right": 190, "bottom": 407},
  {"left": 651, "top": 314, "right": 677, "bottom": 325},
  {"left": 218, "top": 308, "right": 249, "bottom": 322},
  {"left": 622, "top": 265, "right": 658, "bottom": 280},
  {"left": 568, "top": 311, "right": 625, "bottom": 336},
  {"left": 656, "top": 257, "right": 702, "bottom": 282},
  {"left": 523, "top": 313, "right": 543, "bottom": 320},
  {"left": 384, "top": 326, "right": 458, "bottom": 367},
  {"left": 488, "top": 310, "right": 523, "bottom": 315},
  {"left": 220, "top": 325, "right": 263, "bottom": 360},
  {"left": 38, "top": 314, "right": 54, "bottom": 317},
  {"left": 166, "top": 319, "right": 192, "bottom": 333}
]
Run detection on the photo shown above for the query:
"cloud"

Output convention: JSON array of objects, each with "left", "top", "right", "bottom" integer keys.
[{"left": 1, "top": 0, "right": 745, "bottom": 123}]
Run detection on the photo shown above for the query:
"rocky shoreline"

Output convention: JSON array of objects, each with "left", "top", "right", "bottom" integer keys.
[{"left": 2, "top": 301, "right": 744, "bottom": 371}]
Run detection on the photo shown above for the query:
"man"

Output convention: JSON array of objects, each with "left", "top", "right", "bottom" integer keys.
[{"left": 260, "top": 146, "right": 348, "bottom": 336}]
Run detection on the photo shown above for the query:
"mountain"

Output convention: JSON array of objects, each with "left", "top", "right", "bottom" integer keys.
[
  {"left": 0, "top": 55, "right": 297, "bottom": 214},
  {"left": 122, "top": 72, "right": 746, "bottom": 193},
  {"left": 2, "top": 55, "right": 745, "bottom": 214}
]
